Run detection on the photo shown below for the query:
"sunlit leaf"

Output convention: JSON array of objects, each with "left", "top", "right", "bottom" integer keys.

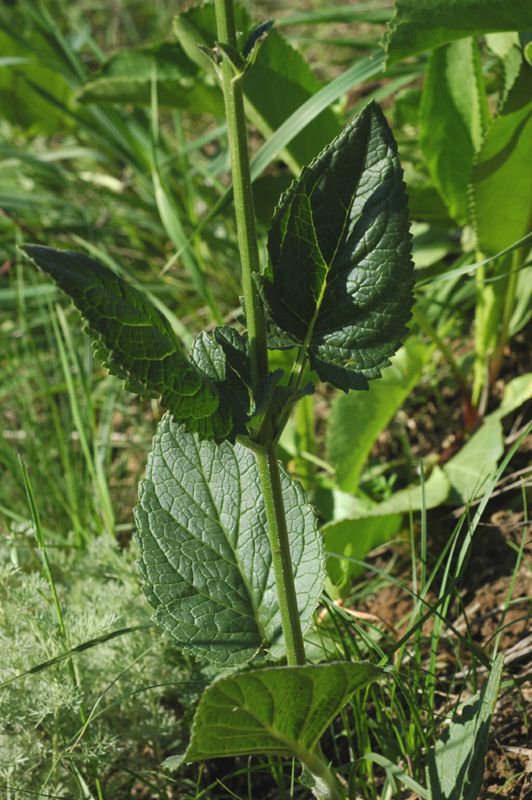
[
  {"left": 135, "top": 417, "right": 324, "bottom": 665},
  {"left": 263, "top": 102, "right": 414, "bottom": 392}
]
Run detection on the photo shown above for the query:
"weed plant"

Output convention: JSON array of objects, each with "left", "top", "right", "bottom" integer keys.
[{"left": 0, "top": 1, "right": 530, "bottom": 799}]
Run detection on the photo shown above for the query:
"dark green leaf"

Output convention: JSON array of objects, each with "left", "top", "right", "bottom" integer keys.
[
  {"left": 263, "top": 102, "right": 414, "bottom": 392},
  {"left": 243, "top": 20, "right": 274, "bottom": 59},
  {"left": 23, "top": 245, "right": 225, "bottom": 438},
  {"left": 471, "top": 62, "right": 532, "bottom": 254},
  {"left": 135, "top": 417, "right": 324, "bottom": 665},
  {"left": 385, "top": 0, "right": 532, "bottom": 66},
  {"left": 420, "top": 38, "right": 489, "bottom": 224},
  {"left": 189, "top": 327, "right": 252, "bottom": 439},
  {"left": 182, "top": 661, "right": 384, "bottom": 762}
]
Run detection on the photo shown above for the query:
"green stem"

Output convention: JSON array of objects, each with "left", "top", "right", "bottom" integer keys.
[
  {"left": 214, "top": 0, "right": 306, "bottom": 667},
  {"left": 472, "top": 258, "right": 487, "bottom": 409},
  {"left": 255, "top": 443, "right": 306, "bottom": 665},
  {"left": 214, "top": 0, "right": 267, "bottom": 392},
  {"left": 490, "top": 248, "right": 522, "bottom": 384},
  {"left": 302, "top": 749, "right": 346, "bottom": 800}
]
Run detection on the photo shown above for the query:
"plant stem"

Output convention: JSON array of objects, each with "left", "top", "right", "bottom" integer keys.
[
  {"left": 214, "top": 0, "right": 306, "bottom": 667},
  {"left": 490, "top": 248, "right": 522, "bottom": 384},
  {"left": 255, "top": 443, "right": 307, "bottom": 665},
  {"left": 472, "top": 256, "right": 487, "bottom": 409},
  {"left": 302, "top": 749, "right": 346, "bottom": 800},
  {"left": 214, "top": 0, "right": 268, "bottom": 393}
]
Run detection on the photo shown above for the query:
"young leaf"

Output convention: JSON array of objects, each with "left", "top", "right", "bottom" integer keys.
[
  {"left": 420, "top": 38, "right": 489, "bottom": 224},
  {"left": 471, "top": 62, "right": 532, "bottom": 254},
  {"left": 135, "top": 416, "right": 324, "bottom": 666},
  {"left": 23, "top": 245, "right": 228, "bottom": 438},
  {"left": 385, "top": 0, "right": 532, "bottom": 66},
  {"left": 181, "top": 661, "right": 384, "bottom": 763},
  {"left": 327, "top": 339, "right": 429, "bottom": 490},
  {"left": 263, "top": 101, "right": 414, "bottom": 392},
  {"left": 189, "top": 327, "right": 251, "bottom": 439},
  {"left": 174, "top": 2, "right": 340, "bottom": 172},
  {"left": 426, "top": 655, "right": 504, "bottom": 800}
]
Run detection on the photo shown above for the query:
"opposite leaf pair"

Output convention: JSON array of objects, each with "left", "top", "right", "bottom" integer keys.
[
  {"left": 26, "top": 100, "right": 413, "bottom": 421},
  {"left": 25, "top": 100, "right": 414, "bottom": 665}
]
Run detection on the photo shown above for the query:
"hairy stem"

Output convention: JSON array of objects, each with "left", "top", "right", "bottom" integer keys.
[
  {"left": 214, "top": 0, "right": 306, "bottom": 667},
  {"left": 255, "top": 443, "right": 306, "bottom": 665},
  {"left": 214, "top": 0, "right": 268, "bottom": 392},
  {"left": 303, "top": 749, "right": 346, "bottom": 800},
  {"left": 490, "top": 248, "right": 522, "bottom": 384}
]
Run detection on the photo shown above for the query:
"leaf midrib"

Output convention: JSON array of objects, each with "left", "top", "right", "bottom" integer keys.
[
  {"left": 297, "top": 128, "right": 370, "bottom": 354},
  {"left": 152, "top": 432, "right": 269, "bottom": 642}
]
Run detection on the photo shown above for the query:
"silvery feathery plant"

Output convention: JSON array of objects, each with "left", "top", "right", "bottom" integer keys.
[{"left": 24, "top": 2, "right": 414, "bottom": 797}]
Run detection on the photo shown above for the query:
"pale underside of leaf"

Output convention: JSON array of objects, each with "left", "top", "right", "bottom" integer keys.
[
  {"left": 135, "top": 416, "right": 324, "bottom": 665},
  {"left": 183, "top": 661, "right": 385, "bottom": 762},
  {"left": 419, "top": 37, "right": 488, "bottom": 225}
]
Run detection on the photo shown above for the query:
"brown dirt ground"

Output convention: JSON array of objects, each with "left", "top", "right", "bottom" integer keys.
[{"left": 358, "top": 504, "right": 531, "bottom": 799}]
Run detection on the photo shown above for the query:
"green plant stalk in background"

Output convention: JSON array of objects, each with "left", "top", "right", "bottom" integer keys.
[{"left": 214, "top": 0, "right": 307, "bottom": 668}]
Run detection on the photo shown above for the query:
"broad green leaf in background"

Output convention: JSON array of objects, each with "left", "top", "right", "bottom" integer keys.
[
  {"left": 471, "top": 62, "right": 532, "bottom": 254},
  {"left": 322, "top": 467, "right": 450, "bottom": 591},
  {"left": 510, "top": 267, "right": 532, "bottom": 336},
  {"left": 324, "top": 515, "right": 402, "bottom": 592},
  {"left": 485, "top": 33, "right": 523, "bottom": 105},
  {"left": 385, "top": 0, "right": 532, "bottom": 66},
  {"left": 77, "top": 41, "right": 224, "bottom": 114},
  {"left": 426, "top": 655, "right": 504, "bottom": 799},
  {"left": 444, "top": 417, "right": 504, "bottom": 502},
  {"left": 174, "top": 2, "right": 340, "bottom": 172},
  {"left": 327, "top": 339, "right": 429, "bottom": 491},
  {"left": 444, "top": 371, "right": 532, "bottom": 502},
  {"left": 180, "top": 661, "right": 384, "bottom": 765},
  {"left": 364, "top": 466, "right": 451, "bottom": 515},
  {"left": 263, "top": 101, "right": 414, "bottom": 393},
  {"left": 493, "top": 372, "right": 532, "bottom": 418},
  {"left": 135, "top": 417, "right": 324, "bottom": 665},
  {"left": 23, "top": 246, "right": 240, "bottom": 440},
  {"left": 420, "top": 38, "right": 489, "bottom": 224},
  {"left": 240, "top": 24, "right": 340, "bottom": 171},
  {"left": 405, "top": 182, "right": 452, "bottom": 225}
]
